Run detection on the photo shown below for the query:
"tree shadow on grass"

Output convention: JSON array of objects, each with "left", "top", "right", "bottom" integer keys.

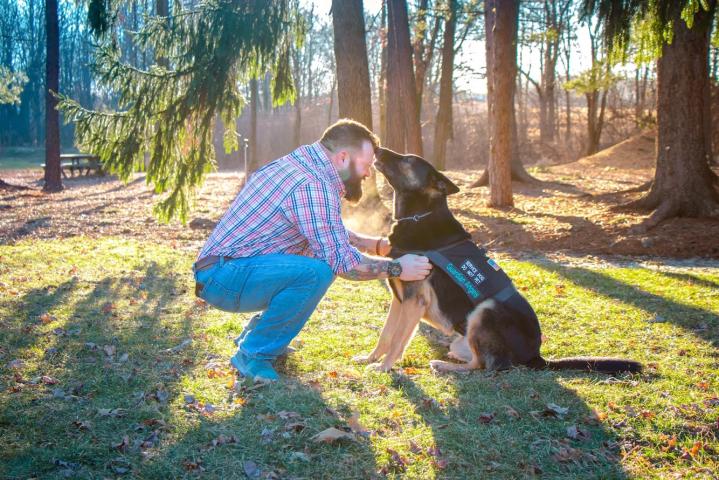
[
  {"left": 137, "top": 376, "right": 380, "bottom": 479},
  {"left": 1, "top": 260, "right": 379, "bottom": 479},
  {"left": 527, "top": 256, "right": 719, "bottom": 348},
  {"left": 389, "top": 368, "right": 630, "bottom": 479},
  {"left": 0, "top": 259, "right": 205, "bottom": 479}
]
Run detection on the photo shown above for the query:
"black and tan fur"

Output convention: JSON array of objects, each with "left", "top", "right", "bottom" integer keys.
[{"left": 354, "top": 148, "right": 642, "bottom": 375}]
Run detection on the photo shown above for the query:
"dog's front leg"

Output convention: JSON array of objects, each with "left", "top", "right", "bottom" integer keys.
[
  {"left": 372, "top": 297, "right": 425, "bottom": 372},
  {"left": 353, "top": 298, "right": 402, "bottom": 365}
]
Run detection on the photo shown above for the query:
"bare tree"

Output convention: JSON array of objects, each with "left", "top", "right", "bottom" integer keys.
[
  {"left": 483, "top": 0, "right": 517, "bottom": 206},
  {"left": 385, "top": 0, "right": 422, "bottom": 154},
  {"left": 43, "top": 0, "right": 62, "bottom": 192}
]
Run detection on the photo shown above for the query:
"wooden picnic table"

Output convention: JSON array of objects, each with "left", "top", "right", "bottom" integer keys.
[{"left": 43, "top": 154, "right": 104, "bottom": 178}]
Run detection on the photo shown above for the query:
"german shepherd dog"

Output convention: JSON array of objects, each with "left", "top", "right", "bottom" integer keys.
[{"left": 354, "top": 147, "right": 642, "bottom": 375}]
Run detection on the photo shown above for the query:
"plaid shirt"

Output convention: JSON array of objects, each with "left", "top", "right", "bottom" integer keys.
[{"left": 197, "top": 142, "right": 363, "bottom": 274}]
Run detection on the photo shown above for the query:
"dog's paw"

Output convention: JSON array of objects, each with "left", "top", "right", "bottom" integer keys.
[
  {"left": 367, "top": 362, "right": 392, "bottom": 373},
  {"left": 429, "top": 360, "right": 451, "bottom": 373},
  {"left": 352, "top": 354, "right": 375, "bottom": 364}
]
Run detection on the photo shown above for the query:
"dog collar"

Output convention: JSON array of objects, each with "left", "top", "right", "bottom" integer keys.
[{"left": 393, "top": 211, "right": 432, "bottom": 223}]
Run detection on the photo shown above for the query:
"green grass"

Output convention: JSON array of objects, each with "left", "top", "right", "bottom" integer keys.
[
  {"left": 0, "top": 238, "right": 717, "bottom": 479},
  {"left": 0, "top": 146, "right": 81, "bottom": 170},
  {"left": 0, "top": 147, "right": 45, "bottom": 170}
]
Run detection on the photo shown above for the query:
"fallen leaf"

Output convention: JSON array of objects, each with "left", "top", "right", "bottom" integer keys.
[
  {"left": 409, "top": 440, "right": 423, "bottom": 454},
  {"left": 681, "top": 441, "right": 703, "bottom": 459},
  {"left": 209, "top": 434, "right": 237, "bottom": 447},
  {"left": 102, "top": 345, "right": 116, "bottom": 357},
  {"left": 311, "top": 427, "right": 355, "bottom": 443},
  {"left": 39, "top": 312, "right": 56, "bottom": 324},
  {"left": 243, "top": 460, "right": 260, "bottom": 478},
  {"left": 72, "top": 420, "right": 92, "bottom": 431},
  {"left": 111, "top": 435, "right": 130, "bottom": 452},
  {"left": 505, "top": 405, "right": 521, "bottom": 418},
  {"left": 7, "top": 359, "right": 25, "bottom": 370},
  {"left": 183, "top": 459, "right": 205, "bottom": 472},
  {"left": 381, "top": 448, "right": 408, "bottom": 474},
  {"left": 478, "top": 412, "right": 495, "bottom": 424},
  {"left": 165, "top": 339, "right": 192, "bottom": 353},
  {"left": 552, "top": 445, "right": 583, "bottom": 463},
  {"left": 348, "top": 411, "right": 370, "bottom": 435},
  {"left": 41, "top": 375, "right": 59, "bottom": 385},
  {"left": 140, "top": 430, "right": 159, "bottom": 449},
  {"left": 97, "top": 408, "right": 126, "bottom": 418},
  {"left": 566, "top": 424, "right": 590, "bottom": 441},
  {"left": 546, "top": 403, "right": 569, "bottom": 417},
  {"left": 277, "top": 411, "right": 301, "bottom": 420},
  {"left": 102, "top": 302, "right": 115, "bottom": 314}
]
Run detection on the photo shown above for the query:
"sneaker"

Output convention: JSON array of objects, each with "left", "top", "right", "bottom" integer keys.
[
  {"left": 230, "top": 351, "right": 279, "bottom": 383},
  {"left": 233, "top": 335, "right": 295, "bottom": 358}
]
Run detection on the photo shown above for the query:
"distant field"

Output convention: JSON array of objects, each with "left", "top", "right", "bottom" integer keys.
[{"left": 0, "top": 147, "right": 80, "bottom": 170}]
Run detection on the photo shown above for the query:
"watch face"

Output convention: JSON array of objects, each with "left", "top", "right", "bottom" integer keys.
[{"left": 388, "top": 262, "right": 402, "bottom": 277}]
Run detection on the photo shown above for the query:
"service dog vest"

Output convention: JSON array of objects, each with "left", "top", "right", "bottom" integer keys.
[{"left": 421, "top": 240, "right": 514, "bottom": 306}]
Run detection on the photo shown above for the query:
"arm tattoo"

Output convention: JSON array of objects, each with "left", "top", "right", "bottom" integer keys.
[
  {"left": 347, "top": 230, "right": 381, "bottom": 255},
  {"left": 339, "top": 254, "right": 393, "bottom": 281}
]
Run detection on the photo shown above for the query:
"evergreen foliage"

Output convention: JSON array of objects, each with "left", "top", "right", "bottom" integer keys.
[
  {"left": 56, "top": 0, "right": 302, "bottom": 222},
  {"left": 582, "top": 0, "right": 717, "bottom": 60},
  {"left": 0, "top": 67, "right": 27, "bottom": 105}
]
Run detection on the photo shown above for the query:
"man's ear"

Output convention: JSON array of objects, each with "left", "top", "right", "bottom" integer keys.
[{"left": 433, "top": 171, "right": 460, "bottom": 195}]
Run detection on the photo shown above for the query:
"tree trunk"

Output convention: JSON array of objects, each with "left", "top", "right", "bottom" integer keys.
[
  {"left": 293, "top": 49, "right": 302, "bottom": 148},
  {"left": 385, "top": 0, "right": 422, "bottom": 155},
  {"left": 484, "top": 0, "right": 516, "bottom": 207},
  {"left": 331, "top": 0, "right": 381, "bottom": 204},
  {"left": 328, "top": 76, "right": 336, "bottom": 124},
  {"left": 623, "top": 2, "right": 719, "bottom": 229},
  {"left": 331, "top": 0, "right": 373, "bottom": 129},
  {"left": 155, "top": 0, "right": 169, "bottom": 68},
  {"left": 249, "top": 78, "right": 258, "bottom": 170},
  {"left": 413, "top": 0, "right": 440, "bottom": 114},
  {"left": 432, "top": 0, "right": 456, "bottom": 171},
  {"left": 379, "top": 0, "right": 388, "bottom": 142},
  {"left": 43, "top": 0, "right": 62, "bottom": 193}
]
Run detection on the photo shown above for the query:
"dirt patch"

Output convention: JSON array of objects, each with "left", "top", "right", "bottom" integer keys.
[{"left": 1, "top": 146, "right": 718, "bottom": 259}]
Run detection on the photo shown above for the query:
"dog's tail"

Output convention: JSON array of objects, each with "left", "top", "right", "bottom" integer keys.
[{"left": 530, "top": 356, "right": 642, "bottom": 374}]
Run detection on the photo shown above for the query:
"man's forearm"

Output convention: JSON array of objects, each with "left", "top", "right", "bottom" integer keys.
[
  {"left": 339, "top": 254, "right": 394, "bottom": 281},
  {"left": 348, "top": 230, "right": 389, "bottom": 256}
]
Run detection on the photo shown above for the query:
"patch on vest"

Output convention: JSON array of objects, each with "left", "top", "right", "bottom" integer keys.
[{"left": 423, "top": 241, "right": 512, "bottom": 306}]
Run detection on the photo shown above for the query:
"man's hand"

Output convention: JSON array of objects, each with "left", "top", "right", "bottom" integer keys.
[{"left": 397, "top": 254, "right": 432, "bottom": 281}]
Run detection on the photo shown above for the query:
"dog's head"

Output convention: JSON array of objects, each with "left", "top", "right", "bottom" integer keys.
[{"left": 374, "top": 147, "right": 460, "bottom": 197}]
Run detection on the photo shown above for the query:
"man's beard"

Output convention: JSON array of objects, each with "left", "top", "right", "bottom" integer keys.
[{"left": 342, "top": 161, "right": 364, "bottom": 203}]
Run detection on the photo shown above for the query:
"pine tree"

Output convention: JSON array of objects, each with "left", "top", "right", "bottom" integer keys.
[{"left": 56, "top": 0, "right": 301, "bottom": 222}]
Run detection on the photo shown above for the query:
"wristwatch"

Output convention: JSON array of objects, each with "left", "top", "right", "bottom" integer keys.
[{"left": 387, "top": 260, "right": 402, "bottom": 278}]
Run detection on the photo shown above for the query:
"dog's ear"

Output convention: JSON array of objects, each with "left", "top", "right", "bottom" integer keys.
[{"left": 433, "top": 171, "right": 460, "bottom": 195}]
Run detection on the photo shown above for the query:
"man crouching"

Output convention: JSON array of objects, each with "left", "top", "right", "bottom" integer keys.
[{"left": 193, "top": 119, "right": 431, "bottom": 382}]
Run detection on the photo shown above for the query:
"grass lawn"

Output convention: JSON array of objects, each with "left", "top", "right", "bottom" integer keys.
[
  {"left": 0, "top": 147, "right": 46, "bottom": 170},
  {"left": 0, "top": 147, "right": 83, "bottom": 170},
  {"left": 0, "top": 238, "right": 717, "bottom": 479}
]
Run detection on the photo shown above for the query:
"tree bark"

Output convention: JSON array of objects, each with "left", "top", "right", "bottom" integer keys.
[
  {"left": 378, "top": 0, "right": 388, "bottom": 142},
  {"left": 385, "top": 0, "right": 422, "bottom": 155},
  {"left": 432, "top": 0, "right": 456, "bottom": 171},
  {"left": 331, "top": 0, "right": 381, "bottom": 204},
  {"left": 622, "top": 1, "right": 719, "bottom": 228},
  {"left": 249, "top": 78, "right": 258, "bottom": 170},
  {"left": 331, "top": 0, "right": 373, "bottom": 129},
  {"left": 43, "top": 0, "right": 62, "bottom": 193},
  {"left": 484, "top": 0, "right": 516, "bottom": 207}
]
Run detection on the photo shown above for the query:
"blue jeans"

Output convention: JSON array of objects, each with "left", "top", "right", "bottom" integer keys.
[{"left": 194, "top": 254, "right": 335, "bottom": 361}]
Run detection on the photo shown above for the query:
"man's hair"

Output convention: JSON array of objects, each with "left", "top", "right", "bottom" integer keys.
[{"left": 320, "top": 118, "right": 380, "bottom": 154}]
